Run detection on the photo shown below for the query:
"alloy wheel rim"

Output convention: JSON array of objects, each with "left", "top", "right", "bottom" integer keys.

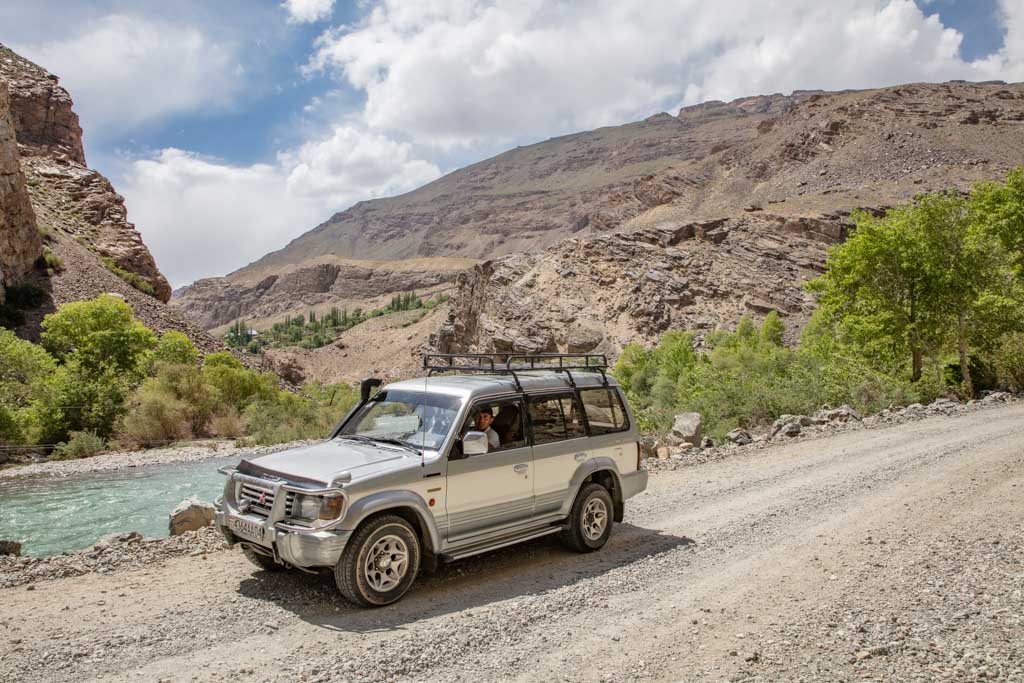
[
  {"left": 364, "top": 534, "right": 409, "bottom": 592},
  {"left": 582, "top": 498, "right": 608, "bottom": 541}
]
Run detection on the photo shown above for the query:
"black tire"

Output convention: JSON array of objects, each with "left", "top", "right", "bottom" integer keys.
[
  {"left": 335, "top": 515, "right": 421, "bottom": 607},
  {"left": 560, "top": 482, "right": 614, "bottom": 553},
  {"left": 242, "top": 544, "right": 284, "bottom": 571}
]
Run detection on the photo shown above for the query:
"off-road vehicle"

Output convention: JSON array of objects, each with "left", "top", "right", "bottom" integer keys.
[{"left": 215, "top": 353, "right": 648, "bottom": 607}]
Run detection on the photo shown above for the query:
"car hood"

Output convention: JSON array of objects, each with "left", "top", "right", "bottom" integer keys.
[{"left": 241, "top": 439, "right": 415, "bottom": 485}]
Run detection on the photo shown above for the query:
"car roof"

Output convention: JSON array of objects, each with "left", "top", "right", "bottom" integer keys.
[{"left": 384, "top": 371, "right": 620, "bottom": 400}]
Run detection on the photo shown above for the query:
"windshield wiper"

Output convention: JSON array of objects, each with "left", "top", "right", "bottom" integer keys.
[{"left": 340, "top": 434, "right": 421, "bottom": 454}]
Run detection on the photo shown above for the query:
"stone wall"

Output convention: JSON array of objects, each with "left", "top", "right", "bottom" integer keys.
[{"left": 0, "top": 79, "right": 42, "bottom": 301}]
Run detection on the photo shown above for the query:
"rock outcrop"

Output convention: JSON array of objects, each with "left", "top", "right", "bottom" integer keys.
[
  {"left": 0, "top": 43, "right": 171, "bottom": 303},
  {"left": 0, "top": 79, "right": 41, "bottom": 302}
]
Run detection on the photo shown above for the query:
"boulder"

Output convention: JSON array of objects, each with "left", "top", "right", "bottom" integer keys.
[
  {"left": 94, "top": 531, "right": 142, "bottom": 550},
  {"left": 726, "top": 428, "right": 752, "bottom": 445},
  {"left": 700, "top": 436, "right": 714, "bottom": 449},
  {"left": 813, "top": 404, "right": 862, "bottom": 424},
  {"left": 669, "top": 412, "right": 702, "bottom": 446},
  {"left": 656, "top": 447, "right": 670, "bottom": 460},
  {"left": 770, "top": 414, "right": 806, "bottom": 438},
  {"left": 981, "top": 391, "right": 1011, "bottom": 404},
  {"left": 169, "top": 497, "right": 216, "bottom": 536},
  {"left": 778, "top": 422, "right": 802, "bottom": 437},
  {"left": 0, "top": 540, "right": 22, "bottom": 556}
]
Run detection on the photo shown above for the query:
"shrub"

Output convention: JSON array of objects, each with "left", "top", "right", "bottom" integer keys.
[
  {"left": 41, "top": 294, "right": 156, "bottom": 375},
  {"left": 209, "top": 409, "right": 245, "bottom": 438},
  {"left": 990, "top": 332, "right": 1024, "bottom": 392},
  {"left": 101, "top": 258, "right": 156, "bottom": 296},
  {"left": 38, "top": 246, "right": 63, "bottom": 272},
  {"left": 118, "top": 382, "right": 192, "bottom": 448},
  {"left": 50, "top": 430, "right": 105, "bottom": 460},
  {"left": 242, "top": 382, "right": 358, "bottom": 445},
  {"left": 152, "top": 331, "right": 199, "bottom": 366}
]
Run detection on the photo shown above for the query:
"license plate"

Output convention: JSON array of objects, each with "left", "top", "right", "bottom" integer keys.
[{"left": 228, "top": 515, "right": 266, "bottom": 544}]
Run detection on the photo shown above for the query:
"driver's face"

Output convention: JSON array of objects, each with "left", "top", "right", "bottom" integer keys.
[{"left": 477, "top": 412, "right": 493, "bottom": 430}]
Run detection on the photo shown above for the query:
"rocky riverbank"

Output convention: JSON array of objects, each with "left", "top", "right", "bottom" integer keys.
[{"left": 0, "top": 439, "right": 317, "bottom": 480}]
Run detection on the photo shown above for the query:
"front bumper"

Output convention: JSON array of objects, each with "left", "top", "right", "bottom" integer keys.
[
  {"left": 216, "top": 510, "right": 351, "bottom": 568},
  {"left": 621, "top": 469, "right": 648, "bottom": 499}
]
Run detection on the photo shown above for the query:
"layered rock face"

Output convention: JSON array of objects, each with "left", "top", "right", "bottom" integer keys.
[
  {"left": 0, "top": 79, "right": 42, "bottom": 302},
  {"left": 175, "top": 257, "right": 473, "bottom": 330},
  {"left": 433, "top": 214, "right": 843, "bottom": 357},
  {"left": 0, "top": 44, "right": 171, "bottom": 303}
]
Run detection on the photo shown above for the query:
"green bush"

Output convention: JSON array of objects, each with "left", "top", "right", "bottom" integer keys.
[
  {"left": 990, "top": 332, "right": 1024, "bottom": 392},
  {"left": 152, "top": 331, "right": 199, "bottom": 366},
  {"left": 118, "top": 381, "right": 192, "bottom": 448},
  {"left": 243, "top": 382, "right": 358, "bottom": 445},
  {"left": 38, "top": 246, "right": 63, "bottom": 272},
  {"left": 50, "top": 430, "right": 105, "bottom": 460},
  {"left": 41, "top": 294, "right": 156, "bottom": 375},
  {"left": 101, "top": 258, "right": 156, "bottom": 296}
]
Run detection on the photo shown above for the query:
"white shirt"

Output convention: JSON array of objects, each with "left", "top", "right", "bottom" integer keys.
[{"left": 484, "top": 427, "right": 500, "bottom": 449}]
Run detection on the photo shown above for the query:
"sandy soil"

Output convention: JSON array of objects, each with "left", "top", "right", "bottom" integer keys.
[{"left": 1, "top": 403, "right": 1021, "bottom": 682}]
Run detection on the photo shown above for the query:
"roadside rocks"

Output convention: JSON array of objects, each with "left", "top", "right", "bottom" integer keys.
[
  {"left": 669, "top": 412, "right": 702, "bottom": 446},
  {"left": 0, "top": 540, "right": 22, "bottom": 556},
  {"left": 726, "top": 428, "right": 753, "bottom": 445},
  {"left": 0, "top": 526, "right": 227, "bottom": 589},
  {"left": 169, "top": 497, "right": 216, "bottom": 536},
  {"left": 982, "top": 391, "right": 1012, "bottom": 404}
]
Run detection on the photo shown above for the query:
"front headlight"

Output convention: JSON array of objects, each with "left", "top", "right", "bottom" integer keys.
[
  {"left": 295, "top": 494, "right": 321, "bottom": 520},
  {"left": 291, "top": 493, "right": 346, "bottom": 522}
]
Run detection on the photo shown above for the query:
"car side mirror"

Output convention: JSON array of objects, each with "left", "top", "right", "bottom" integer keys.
[{"left": 462, "top": 431, "right": 488, "bottom": 456}]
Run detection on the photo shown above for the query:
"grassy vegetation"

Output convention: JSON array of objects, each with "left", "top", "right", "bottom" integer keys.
[
  {"left": 226, "top": 291, "right": 450, "bottom": 353},
  {"left": 0, "top": 295, "right": 360, "bottom": 457},
  {"left": 101, "top": 257, "right": 156, "bottom": 296},
  {"left": 39, "top": 246, "right": 63, "bottom": 272}
]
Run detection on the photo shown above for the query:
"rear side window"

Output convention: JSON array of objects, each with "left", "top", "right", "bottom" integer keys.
[
  {"left": 528, "top": 394, "right": 586, "bottom": 445},
  {"left": 580, "top": 388, "right": 630, "bottom": 435}
]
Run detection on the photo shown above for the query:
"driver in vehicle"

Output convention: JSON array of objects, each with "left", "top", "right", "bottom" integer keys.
[{"left": 469, "top": 406, "right": 500, "bottom": 452}]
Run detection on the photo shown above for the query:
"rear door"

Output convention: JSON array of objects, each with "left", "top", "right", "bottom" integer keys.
[
  {"left": 528, "top": 392, "right": 589, "bottom": 517},
  {"left": 578, "top": 386, "right": 633, "bottom": 472},
  {"left": 444, "top": 397, "right": 533, "bottom": 540}
]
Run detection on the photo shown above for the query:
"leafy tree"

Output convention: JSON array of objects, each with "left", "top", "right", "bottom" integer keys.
[
  {"left": 761, "top": 311, "right": 785, "bottom": 347},
  {"left": 0, "top": 329, "right": 56, "bottom": 444},
  {"left": 152, "top": 331, "right": 199, "bottom": 366},
  {"left": 41, "top": 295, "right": 156, "bottom": 375}
]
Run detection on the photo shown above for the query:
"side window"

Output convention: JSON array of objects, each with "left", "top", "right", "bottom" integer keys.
[
  {"left": 528, "top": 394, "right": 586, "bottom": 445},
  {"left": 461, "top": 399, "right": 526, "bottom": 454},
  {"left": 580, "top": 388, "right": 630, "bottom": 435}
]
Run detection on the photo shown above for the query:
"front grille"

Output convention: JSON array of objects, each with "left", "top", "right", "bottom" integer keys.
[
  {"left": 283, "top": 492, "right": 297, "bottom": 517},
  {"left": 238, "top": 481, "right": 275, "bottom": 518}
]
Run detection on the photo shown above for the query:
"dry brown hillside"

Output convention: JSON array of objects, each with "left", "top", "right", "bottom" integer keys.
[{"left": 173, "top": 80, "right": 1024, "bottom": 382}]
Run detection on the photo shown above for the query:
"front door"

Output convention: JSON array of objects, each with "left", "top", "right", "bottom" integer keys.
[{"left": 445, "top": 397, "right": 533, "bottom": 541}]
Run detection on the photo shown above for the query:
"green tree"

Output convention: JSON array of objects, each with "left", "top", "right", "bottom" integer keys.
[
  {"left": 152, "top": 330, "right": 199, "bottom": 366},
  {"left": 761, "top": 311, "right": 785, "bottom": 347},
  {"left": 0, "top": 329, "right": 57, "bottom": 444},
  {"left": 41, "top": 295, "right": 156, "bottom": 375}
]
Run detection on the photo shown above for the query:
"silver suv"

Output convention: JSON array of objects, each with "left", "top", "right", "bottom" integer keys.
[{"left": 215, "top": 354, "right": 648, "bottom": 607}]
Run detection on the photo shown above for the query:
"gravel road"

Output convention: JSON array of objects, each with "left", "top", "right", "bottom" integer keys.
[{"left": 1, "top": 403, "right": 1022, "bottom": 683}]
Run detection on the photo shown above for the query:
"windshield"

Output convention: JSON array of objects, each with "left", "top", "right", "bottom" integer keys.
[{"left": 338, "top": 389, "right": 462, "bottom": 451}]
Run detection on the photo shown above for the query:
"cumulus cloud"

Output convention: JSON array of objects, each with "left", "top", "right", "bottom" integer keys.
[
  {"left": 120, "top": 130, "right": 440, "bottom": 286},
  {"left": 15, "top": 14, "right": 243, "bottom": 136},
  {"left": 282, "top": 0, "right": 335, "bottom": 24},
  {"left": 307, "top": 0, "right": 1024, "bottom": 149}
]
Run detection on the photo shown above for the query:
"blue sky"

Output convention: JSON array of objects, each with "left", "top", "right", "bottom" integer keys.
[{"left": 2, "top": 0, "right": 1022, "bottom": 287}]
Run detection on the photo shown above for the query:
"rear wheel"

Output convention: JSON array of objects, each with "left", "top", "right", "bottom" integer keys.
[
  {"left": 560, "top": 482, "right": 614, "bottom": 552},
  {"left": 242, "top": 545, "right": 284, "bottom": 571},
  {"left": 335, "top": 515, "right": 421, "bottom": 607}
]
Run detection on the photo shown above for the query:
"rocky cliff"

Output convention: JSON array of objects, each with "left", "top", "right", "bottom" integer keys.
[
  {"left": 0, "top": 79, "right": 42, "bottom": 303},
  {"left": 0, "top": 44, "right": 171, "bottom": 303},
  {"left": 0, "top": 44, "right": 228, "bottom": 356}
]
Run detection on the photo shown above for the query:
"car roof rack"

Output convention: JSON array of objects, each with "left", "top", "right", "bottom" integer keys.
[{"left": 422, "top": 353, "right": 609, "bottom": 391}]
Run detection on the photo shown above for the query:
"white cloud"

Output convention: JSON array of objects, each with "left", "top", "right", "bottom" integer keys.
[
  {"left": 121, "top": 130, "right": 440, "bottom": 286},
  {"left": 282, "top": 0, "right": 336, "bottom": 24},
  {"left": 15, "top": 14, "right": 242, "bottom": 136},
  {"left": 307, "top": 0, "right": 1024, "bottom": 149}
]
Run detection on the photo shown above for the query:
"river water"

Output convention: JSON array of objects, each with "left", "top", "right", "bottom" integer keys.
[{"left": 0, "top": 455, "right": 240, "bottom": 557}]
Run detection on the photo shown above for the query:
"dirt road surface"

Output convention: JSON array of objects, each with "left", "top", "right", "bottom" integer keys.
[{"left": 2, "top": 403, "right": 1022, "bottom": 682}]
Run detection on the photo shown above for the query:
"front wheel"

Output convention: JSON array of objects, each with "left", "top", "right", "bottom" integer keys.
[
  {"left": 560, "top": 483, "right": 614, "bottom": 552},
  {"left": 335, "top": 515, "right": 421, "bottom": 607}
]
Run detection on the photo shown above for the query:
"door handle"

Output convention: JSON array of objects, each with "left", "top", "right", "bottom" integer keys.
[
  {"left": 574, "top": 452, "right": 587, "bottom": 461},
  {"left": 513, "top": 463, "right": 529, "bottom": 473}
]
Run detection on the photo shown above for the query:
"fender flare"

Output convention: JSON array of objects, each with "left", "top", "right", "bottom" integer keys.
[
  {"left": 342, "top": 490, "right": 442, "bottom": 553},
  {"left": 563, "top": 457, "right": 623, "bottom": 515}
]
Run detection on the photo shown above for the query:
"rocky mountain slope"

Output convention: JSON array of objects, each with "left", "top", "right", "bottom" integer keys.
[
  {"left": 0, "top": 44, "right": 225, "bottom": 353},
  {"left": 175, "top": 80, "right": 1024, "bottom": 379}
]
